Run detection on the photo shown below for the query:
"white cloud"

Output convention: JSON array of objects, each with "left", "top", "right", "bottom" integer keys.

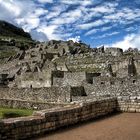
[
  {"left": 133, "top": 35, "right": 140, "bottom": 48},
  {"left": 0, "top": 0, "right": 40, "bottom": 26},
  {"left": 30, "top": 30, "right": 48, "bottom": 41},
  {"left": 93, "top": 32, "right": 119, "bottom": 39},
  {"left": 51, "top": 8, "right": 82, "bottom": 25},
  {"left": 34, "top": 8, "right": 48, "bottom": 16},
  {"left": 104, "top": 7, "right": 140, "bottom": 24},
  {"left": 67, "top": 36, "right": 80, "bottom": 42},
  {"left": 90, "top": 5, "right": 115, "bottom": 14},
  {"left": 22, "top": 18, "right": 40, "bottom": 32},
  {"left": 0, "top": 0, "right": 87, "bottom": 41},
  {"left": 105, "top": 33, "right": 140, "bottom": 50},
  {"left": 0, "top": 0, "right": 21, "bottom": 17},
  {"left": 60, "top": 0, "right": 92, "bottom": 6},
  {"left": 125, "top": 26, "right": 138, "bottom": 32},
  {"left": 0, "top": 0, "right": 49, "bottom": 37},
  {"left": 46, "top": 5, "right": 67, "bottom": 20},
  {"left": 37, "top": 0, "right": 53, "bottom": 3},
  {"left": 102, "top": 32, "right": 119, "bottom": 37},
  {"left": 85, "top": 29, "right": 97, "bottom": 36},
  {"left": 0, "top": 0, "right": 139, "bottom": 44},
  {"left": 37, "top": 25, "right": 60, "bottom": 40},
  {"left": 85, "top": 26, "right": 113, "bottom": 36},
  {"left": 78, "top": 20, "right": 108, "bottom": 30}
]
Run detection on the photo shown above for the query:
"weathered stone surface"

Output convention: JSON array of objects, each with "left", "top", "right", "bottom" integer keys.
[{"left": 0, "top": 97, "right": 117, "bottom": 140}]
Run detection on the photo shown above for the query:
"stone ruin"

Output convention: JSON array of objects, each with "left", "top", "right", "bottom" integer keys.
[
  {"left": 0, "top": 40, "right": 140, "bottom": 139},
  {"left": 0, "top": 40, "right": 140, "bottom": 103}
]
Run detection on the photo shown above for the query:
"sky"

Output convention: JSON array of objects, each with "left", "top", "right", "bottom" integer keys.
[{"left": 0, "top": 0, "right": 140, "bottom": 50}]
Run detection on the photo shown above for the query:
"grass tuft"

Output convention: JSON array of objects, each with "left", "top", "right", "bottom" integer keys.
[{"left": 0, "top": 107, "right": 33, "bottom": 119}]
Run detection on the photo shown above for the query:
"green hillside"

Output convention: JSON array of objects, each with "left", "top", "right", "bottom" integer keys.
[
  {"left": 0, "top": 20, "right": 32, "bottom": 41},
  {"left": 0, "top": 20, "right": 34, "bottom": 60}
]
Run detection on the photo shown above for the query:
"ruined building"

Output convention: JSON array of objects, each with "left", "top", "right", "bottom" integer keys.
[
  {"left": 0, "top": 39, "right": 140, "bottom": 102},
  {"left": 1, "top": 38, "right": 140, "bottom": 139}
]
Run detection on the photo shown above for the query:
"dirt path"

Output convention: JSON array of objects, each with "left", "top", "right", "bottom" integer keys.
[{"left": 35, "top": 113, "right": 140, "bottom": 140}]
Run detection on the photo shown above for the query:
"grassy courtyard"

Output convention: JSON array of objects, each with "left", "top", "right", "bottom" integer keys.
[{"left": 0, "top": 107, "right": 33, "bottom": 119}]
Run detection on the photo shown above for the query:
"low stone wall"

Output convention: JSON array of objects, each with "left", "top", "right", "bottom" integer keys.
[
  {"left": 0, "top": 87, "right": 71, "bottom": 103},
  {"left": 0, "top": 97, "right": 117, "bottom": 140},
  {"left": 0, "top": 99, "right": 68, "bottom": 110},
  {"left": 117, "top": 96, "right": 140, "bottom": 112},
  {"left": 84, "top": 80, "right": 140, "bottom": 113}
]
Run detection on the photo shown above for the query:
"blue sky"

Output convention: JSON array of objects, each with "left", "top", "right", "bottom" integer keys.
[{"left": 0, "top": 0, "right": 140, "bottom": 50}]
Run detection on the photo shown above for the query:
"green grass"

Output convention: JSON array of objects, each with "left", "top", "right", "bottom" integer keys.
[
  {"left": 0, "top": 50, "right": 17, "bottom": 59},
  {"left": 0, "top": 107, "right": 33, "bottom": 119}
]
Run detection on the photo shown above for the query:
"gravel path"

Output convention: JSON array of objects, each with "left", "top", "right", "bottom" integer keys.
[{"left": 36, "top": 113, "right": 140, "bottom": 140}]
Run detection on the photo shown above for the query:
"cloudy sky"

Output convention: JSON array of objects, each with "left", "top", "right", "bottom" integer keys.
[{"left": 0, "top": 0, "right": 140, "bottom": 50}]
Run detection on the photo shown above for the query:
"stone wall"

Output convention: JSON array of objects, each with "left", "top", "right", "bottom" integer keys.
[
  {"left": 0, "top": 87, "right": 71, "bottom": 103},
  {"left": 17, "top": 71, "right": 52, "bottom": 88},
  {"left": 84, "top": 76, "right": 140, "bottom": 95},
  {"left": 83, "top": 77, "right": 140, "bottom": 113},
  {"left": 0, "top": 97, "right": 117, "bottom": 140},
  {"left": 105, "top": 48, "right": 123, "bottom": 56},
  {"left": 53, "top": 72, "right": 86, "bottom": 86},
  {"left": 0, "top": 99, "right": 69, "bottom": 110},
  {"left": 117, "top": 96, "right": 140, "bottom": 112},
  {"left": 52, "top": 71, "right": 64, "bottom": 86},
  {"left": 19, "top": 80, "right": 52, "bottom": 88},
  {"left": 52, "top": 72, "right": 97, "bottom": 86},
  {"left": 63, "top": 72, "right": 86, "bottom": 86}
]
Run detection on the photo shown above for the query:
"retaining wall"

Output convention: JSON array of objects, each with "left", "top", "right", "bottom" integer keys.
[
  {"left": 0, "top": 87, "right": 71, "bottom": 103},
  {"left": 0, "top": 97, "right": 117, "bottom": 140},
  {"left": 0, "top": 99, "right": 68, "bottom": 110},
  {"left": 117, "top": 96, "right": 140, "bottom": 112}
]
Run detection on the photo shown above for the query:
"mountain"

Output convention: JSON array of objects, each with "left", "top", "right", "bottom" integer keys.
[
  {"left": 0, "top": 20, "right": 34, "bottom": 61},
  {"left": 0, "top": 20, "right": 32, "bottom": 41}
]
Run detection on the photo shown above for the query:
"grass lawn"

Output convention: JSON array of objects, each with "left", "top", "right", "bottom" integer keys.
[{"left": 0, "top": 107, "right": 33, "bottom": 119}]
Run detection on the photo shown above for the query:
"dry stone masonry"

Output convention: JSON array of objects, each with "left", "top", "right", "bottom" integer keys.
[
  {"left": 0, "top": 39, "right": 140, "bottom": 139},
  {"left": 0, "top": 97, "right": 117, "bottom": 140}
]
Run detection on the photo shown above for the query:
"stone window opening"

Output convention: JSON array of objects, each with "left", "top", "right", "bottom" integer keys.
[
  {"left": 39, "top": 78, "right": 43, "bottom": 81},
  {"left": 30, "top": 85, "right": 32, "bottom": 89},
  {"left": 62, "top": 48, "right": 66, "bottom": 54},
  {"left": 101, "top": 82, "right": 104, "bottom": 85},
  {"left": 87, "top": 80, "right": 93, "bottom": 84},
  {"left": 39, "top": 48, "right": 43, "bottom": 51},
  {"left": 110, "top": 81, "right": 114, "bottom": 85},
  {"left": 54, "top": 44, "right": 58, "bottom": 49},
  {"left": 32, "top": 61, "right": 36, "bottom": 63},
  {"left": 133, "top": 80, "right": 136, "bottom": 83}
]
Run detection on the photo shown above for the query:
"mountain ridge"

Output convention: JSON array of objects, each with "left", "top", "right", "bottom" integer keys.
[{"left": 0, "top": 20, "right": 32, "bottom": 40}]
